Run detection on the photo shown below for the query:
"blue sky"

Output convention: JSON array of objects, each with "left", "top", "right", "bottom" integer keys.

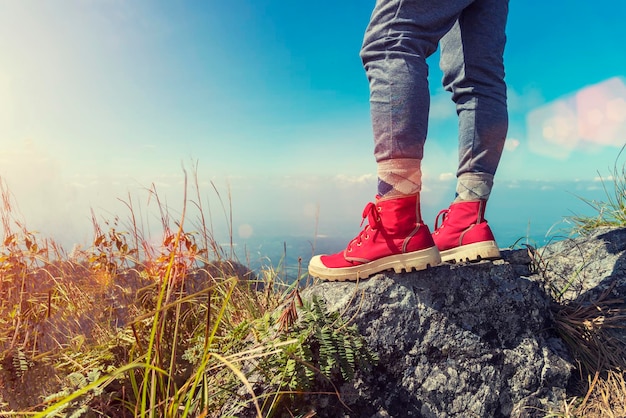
[{"left": 1, "top": 0, "right": 625, "bottom": 254}]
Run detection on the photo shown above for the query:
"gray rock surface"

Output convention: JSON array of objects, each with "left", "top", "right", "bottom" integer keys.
[
  {"left": 537, "top": 227, "right": 626, "bottom": 303},
  {"left": 302, "top": 255, "right": 573, "bottom": 418},
  {"left": 535, "top": 227, "right": 626, "bottom": 372}
]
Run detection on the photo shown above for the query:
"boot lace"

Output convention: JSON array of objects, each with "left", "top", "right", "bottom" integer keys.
[
  {"left": 347, "top": 202, "right": 381, "bottom": 251},
  {"left": 434, "top": 209, "right": 449, "bottom": 232}
]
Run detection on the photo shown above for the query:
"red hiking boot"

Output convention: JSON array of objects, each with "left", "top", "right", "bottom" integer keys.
[
  {"left": 308, "top": 194, "right": 441, "bottom": 281},
  {"left": 432, "top": 200, "right": 501, "bottom": 263}
]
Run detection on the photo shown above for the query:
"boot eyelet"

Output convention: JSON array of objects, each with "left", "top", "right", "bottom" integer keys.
[
  {"left": 364, "top": 234, "right": 370, "bottom": 240},
  {"left": 376, "top": 217, "right": 381, "bottom": 222},
  {"left": 357, "top": 242, "right": 362, "bottom": 247}
]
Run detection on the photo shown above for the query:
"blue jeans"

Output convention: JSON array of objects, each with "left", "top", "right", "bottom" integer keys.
[{"left": 360, "top": 0, "right": 509, "bottom": 177}]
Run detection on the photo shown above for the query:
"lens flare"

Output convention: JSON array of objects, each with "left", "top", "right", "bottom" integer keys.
[{"left": 527, "top": 77, "right": 626, "bottom": 159}]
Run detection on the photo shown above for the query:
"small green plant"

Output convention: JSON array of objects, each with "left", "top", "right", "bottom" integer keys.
[
  {"left": 42, "top": 369, "right": 106, "bottom": 417},
  {"left": 9, "top": 348, "right": 31, "bottom": 378},
  {"left": 280, "top": 296, "right": 377, "bottom": 387},
  {"left": 568, "top": 144, "right": 626, "bottom": 234},
  {"left": 210, "top": 292, "right": 378, "bottom": 417}
]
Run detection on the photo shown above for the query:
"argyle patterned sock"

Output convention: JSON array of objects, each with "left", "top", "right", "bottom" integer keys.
[
  {"left": 454, "top": 172, "right": 494, "bottom": 202},
  {"left": 377, "top": 158, "right": 422, "bottom": 197}
]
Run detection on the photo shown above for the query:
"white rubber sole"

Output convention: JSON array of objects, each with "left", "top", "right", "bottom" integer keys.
[
  {"left": 439, "top": 240, "right": 500, "bottom": 263},
  {"left": 308, "top": 246, "right": 442, "bottom": 282}
]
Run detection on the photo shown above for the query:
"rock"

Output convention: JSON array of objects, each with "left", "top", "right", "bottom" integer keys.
[
  {"left": 535, "top": 227, "right": 626, "bottom": 371},
  {"left": 301, "top": 257, "right": 573, "bottom": 418},
  {"left": 537, "top": 227, "right": 626, "bottom": 303}
]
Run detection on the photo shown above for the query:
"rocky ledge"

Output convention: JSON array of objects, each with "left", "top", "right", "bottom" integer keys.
[{"left": 298, "top": 228, "right": 626, "bottom": 417}]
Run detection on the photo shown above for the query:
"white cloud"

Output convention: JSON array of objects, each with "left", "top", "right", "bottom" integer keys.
[
  {"left": 586, "top": 185, "right": 603, "bottom": 191},
  {"left": 594, "top": 175, "right": 615, "bottom": 182},
  {"left": 333, "top": 173, "right": 376, "bottom": 188},
  {"left": 438, "top": 172, "right": 455, "bottom": 182}
]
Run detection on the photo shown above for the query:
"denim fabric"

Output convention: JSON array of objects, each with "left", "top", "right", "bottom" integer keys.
[{"left": 360, "top": 0, "right": 509, "bottom": 177}]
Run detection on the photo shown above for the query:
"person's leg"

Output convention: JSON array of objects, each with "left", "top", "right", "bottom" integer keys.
[
  {"left": 442, "top": 0, "right": 508, "bottom": 193},
  {"left": 433, "top": 0, "right": 509, "bottom": 263},
  {"left": 309, "top": 0, "right": 472, "bottom": 281},
  {"left": 361, "top": 0, "right": 473, "bottom": 198}
]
